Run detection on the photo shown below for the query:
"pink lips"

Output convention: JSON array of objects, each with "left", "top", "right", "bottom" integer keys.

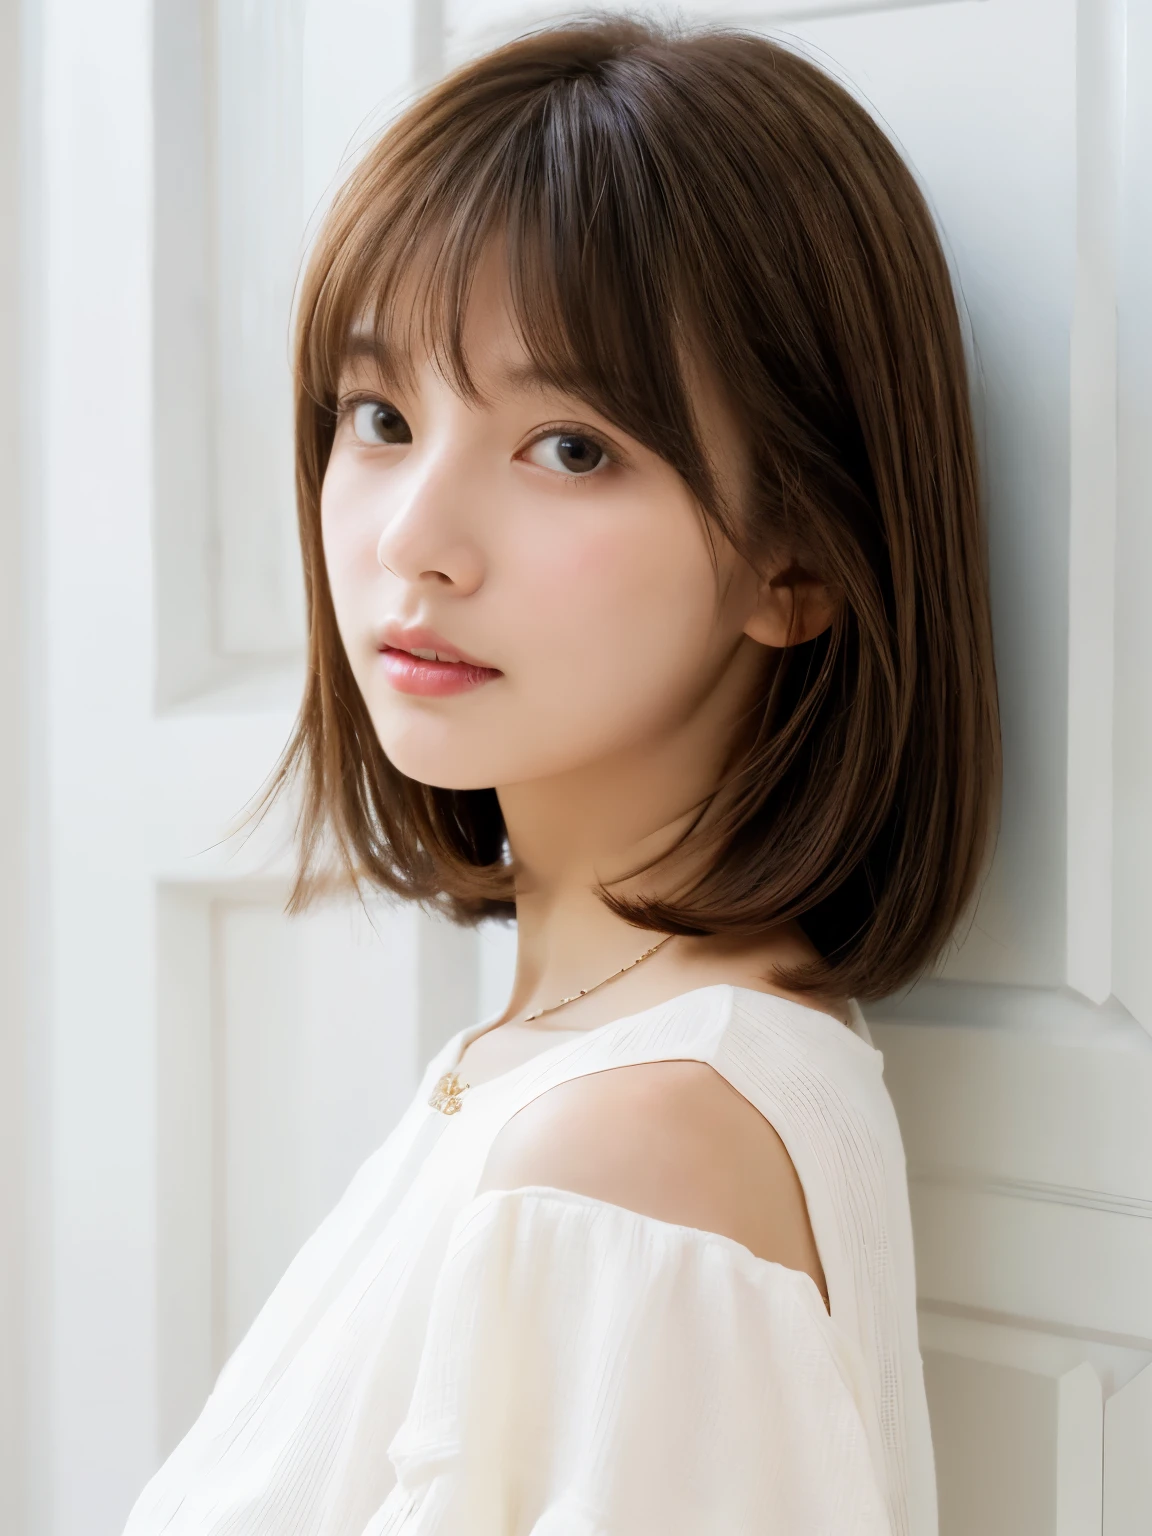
[
  {"left": 376, "top": 622, "right": 502, "bottom": 697},
  {"left": 380, "top": 648, "right": 502, "bottom": 697}
]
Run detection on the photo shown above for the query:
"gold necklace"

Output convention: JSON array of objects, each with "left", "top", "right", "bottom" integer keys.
[{"left": 428, "top": 934, "right": 673, "bottom": 1115}]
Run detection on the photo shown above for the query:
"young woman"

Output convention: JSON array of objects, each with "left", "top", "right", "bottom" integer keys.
[{"left": 125, "top": 17, "right": 998, "bottom": 1536}]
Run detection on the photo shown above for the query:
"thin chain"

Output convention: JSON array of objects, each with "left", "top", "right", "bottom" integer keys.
[
  {"left": 428, "top": 933, "right": 674, "bottom": 1114},
  {"left": 521, "top": 934, "right": 674, "bottom": 1022}
]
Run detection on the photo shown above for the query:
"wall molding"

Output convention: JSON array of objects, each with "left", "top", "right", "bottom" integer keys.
[
  {"left": 868, "top": 978, "right": 1146, "bottom": 1044},
  {"left": 448, "top": 0, "right": 987, "bottom": 60},
  {"left": 921, "top": 1297, "right": 1152, "bottom": 1358},
  {"left": 912, "top": 1167, "right": 1152, "bottom": 1223},
  {"left": 718, "top": 0, "right": 985, "bottom": 20}
]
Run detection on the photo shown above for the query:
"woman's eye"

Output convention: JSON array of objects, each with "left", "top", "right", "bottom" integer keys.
[
  {"left": 350, "top": 400, "right": 412, "bottom": 445},
  {"left": 523, "top": 432, "right": 606, "bottom": 477}
]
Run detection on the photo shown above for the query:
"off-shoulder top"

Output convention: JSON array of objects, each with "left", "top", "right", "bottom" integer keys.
[{"left": 122, "top": 983, "right": 937, "bottom": 1536}]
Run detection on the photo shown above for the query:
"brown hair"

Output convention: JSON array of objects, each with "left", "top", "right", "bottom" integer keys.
[{"left": 272, "top": 15, "right": 1000, "bottom": 1003}]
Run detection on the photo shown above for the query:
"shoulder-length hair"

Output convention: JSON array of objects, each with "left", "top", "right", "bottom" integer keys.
[{"left": 272, "top": 16, "right": 1000, "bottom": 1003}]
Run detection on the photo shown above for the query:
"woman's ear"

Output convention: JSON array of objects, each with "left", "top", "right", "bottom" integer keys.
[{"left": 743, "top": 559, "right": 840, "bottom": 648}]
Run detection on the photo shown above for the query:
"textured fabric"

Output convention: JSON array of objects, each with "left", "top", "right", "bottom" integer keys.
[
  {"left": 373, "top": 1187, "right": 890, "bottom": 1536},
  {"left": 122, "top": 984, "right": 936, "bottom": 1536}
]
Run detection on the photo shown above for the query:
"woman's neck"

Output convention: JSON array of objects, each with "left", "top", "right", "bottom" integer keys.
[{"left": 495, "top": 803, "right": 849, "bottom": 1030}]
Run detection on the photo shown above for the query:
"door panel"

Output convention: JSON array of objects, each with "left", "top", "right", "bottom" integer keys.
[
  {"left": 1104, "top": 1364, "right": 1152, "bottom": 1536},
  {"left": 1114, "top": 0, "right": 1152, "bottom": 1030}
]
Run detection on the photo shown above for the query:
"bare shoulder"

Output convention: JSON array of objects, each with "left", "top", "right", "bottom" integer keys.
[{"left": 475, "top": 1060, "right": 827, "bottom": 1301}]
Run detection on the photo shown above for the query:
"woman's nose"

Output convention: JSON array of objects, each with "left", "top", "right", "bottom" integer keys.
[{"left": 374, "top": 453, "right": 484, "bottom": 593}]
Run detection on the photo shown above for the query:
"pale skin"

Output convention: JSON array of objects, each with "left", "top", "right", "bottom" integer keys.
[{"left": 322, "top": 249, "right": 844, "bottom": 1305}]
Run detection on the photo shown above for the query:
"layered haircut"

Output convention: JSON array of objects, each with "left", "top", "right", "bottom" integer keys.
[{"left": 273, "top": 16, "right": 1000, "bottom": 1003}]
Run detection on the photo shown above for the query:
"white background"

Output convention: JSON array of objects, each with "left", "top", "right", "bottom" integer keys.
[{"left": 2, "top": 1, "right": 1151, "bottom": 1533}]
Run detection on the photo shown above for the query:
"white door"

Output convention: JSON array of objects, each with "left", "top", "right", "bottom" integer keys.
[{"left": 4, "top": 1, "right": 1150, "bottom": 1533}]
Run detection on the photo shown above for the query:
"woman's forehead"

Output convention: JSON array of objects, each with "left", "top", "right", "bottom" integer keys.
[{"left": 338, "top": 263, "right": 596, "bottom": 407}]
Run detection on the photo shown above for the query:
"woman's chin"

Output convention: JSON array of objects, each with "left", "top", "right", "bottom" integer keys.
[
  {"left": 376, "top": 735, "right": 503, "bottom": 792},
  {"left": 382, "top": 755, "right": 494, "bottom": 791},
  {"left": 373, "top": 707, "right": 626, "bottom": 792}
]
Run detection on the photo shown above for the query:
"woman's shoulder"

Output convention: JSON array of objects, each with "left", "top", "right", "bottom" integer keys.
[
  {"left": 457, "top": 972, "right": 898, "bottom": 1304},
  {"left": 475, "top": 1047, "right": 829, "bottom": 1299}
]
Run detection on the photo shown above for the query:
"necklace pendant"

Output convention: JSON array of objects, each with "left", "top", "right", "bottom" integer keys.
[{"left": 429, "top": 1071, "right": 469, "bottom": 1115}]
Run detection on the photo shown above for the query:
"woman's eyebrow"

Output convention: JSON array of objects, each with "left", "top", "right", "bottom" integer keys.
[
  {"left": 336, "top": 337, "right": 585, "bottom": 411},
  {"left": 492, "top": 359, "right": 605, "bottom": 410},
  {"left": 494, "top": 359, "right": 554, "bottom": 393},
  {"left": 342, "top": 335, "right": 381, "bottom": 361},
  {"left": 339, "top": 334, "right": 398, "bottom": 373}
]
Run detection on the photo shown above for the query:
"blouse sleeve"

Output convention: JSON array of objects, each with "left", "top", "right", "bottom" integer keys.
[{"left": 367, "top": 1185, "right": 892, "bottom": 1536}]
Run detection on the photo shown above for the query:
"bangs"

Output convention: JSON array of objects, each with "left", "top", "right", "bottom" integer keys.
[{"left": 300, "top": 49, "right": 740, "bottom": 548}]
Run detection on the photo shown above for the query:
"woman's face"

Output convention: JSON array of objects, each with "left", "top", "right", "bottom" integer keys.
[{"left": 321, "top": 257, "right": 782, "bottom": 794}]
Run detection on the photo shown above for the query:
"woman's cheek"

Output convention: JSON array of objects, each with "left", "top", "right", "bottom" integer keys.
[
  {"left": 531, "top": 515, "right": 663, "bottom": 622},
  {"left": 322, "top": 466, "right": 383, "bottom": 576},
  {"left": 320, "top": 529, "right": 364, "bottom": 666},
  {"left": 514, "top": 539, "right": 697, "bottom": 727}
]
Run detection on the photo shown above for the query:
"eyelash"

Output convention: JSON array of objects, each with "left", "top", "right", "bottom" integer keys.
[
  {"left": 523, "top": 422, "right": 618, "bottom": 485},
  {"left": 335, "top": 394, "right": 619, "bottom": 484},
  {"left": 335, "top": 392, "right": 404, "bottom": 430}
]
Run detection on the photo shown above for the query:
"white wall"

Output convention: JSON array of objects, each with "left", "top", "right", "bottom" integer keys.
[
  {"left": 4, "top": 1, "right": 1150, "bottom": 1533},
  {"left": 1, "top": 1, "right": 30, "bottom": 1529}
]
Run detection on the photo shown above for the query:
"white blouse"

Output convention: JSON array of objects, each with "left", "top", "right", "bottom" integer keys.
[{"left": 123, "top": 984, "right": 937, "bottom": 1536}]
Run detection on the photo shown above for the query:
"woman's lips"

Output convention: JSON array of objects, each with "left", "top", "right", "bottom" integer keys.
[{"left": 379, "top": 647, "right": 502, "bottom": 697}]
